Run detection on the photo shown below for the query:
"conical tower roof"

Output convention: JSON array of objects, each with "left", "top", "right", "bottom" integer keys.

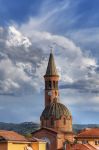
[{"left": 45, "top": 52, "right": 58, "bottom": 76}]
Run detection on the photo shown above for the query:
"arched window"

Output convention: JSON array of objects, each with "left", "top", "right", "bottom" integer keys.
[
  {"left": 49, "top": 81, "right": 52, "bottom": 89},
  {"left": 56, "top": 81, "right": 58, "bottom": 89},
  {"left": 53, "top": 81, "right": 56, "bottom": 89},
  {"left": 51, "top": 118, "right": 54, "bottom": 126},
  {"left": 63, "top": 118, "right": 66, "bottom": 125},
  {"left": 45, "top": 81, "right": 47, "bottom": 89}
]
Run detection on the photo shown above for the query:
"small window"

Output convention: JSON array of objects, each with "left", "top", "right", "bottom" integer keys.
[
  {"left": 82, "top": 140, "right": 88, "bottom": 144},
  {"left": 63, "top": 118, "right": 66, "bottom": 125},
  {"left": 49, "top": 81, "right": 52, "bottom": 89},
  {"left": 95, "top": 141, "right": 98, "bottom": 145},
  {"left": 55, "top": 91, "right": 57, "bottom": 96}
]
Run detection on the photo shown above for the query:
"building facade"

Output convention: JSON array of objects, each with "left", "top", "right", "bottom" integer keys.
[
  {"left": 75, "top": 128, "right": 99, "bottom": 149},
  {"left": 66, "top": 128, "right": 99, "bottom": 150},
  {"left": 32, "top": 52, "right": 74, "bottom": 150}
]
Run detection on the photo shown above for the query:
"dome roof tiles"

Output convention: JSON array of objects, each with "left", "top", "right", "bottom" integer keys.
[{"left": 41, "top": 101, "right": 71, "bottom": 120}]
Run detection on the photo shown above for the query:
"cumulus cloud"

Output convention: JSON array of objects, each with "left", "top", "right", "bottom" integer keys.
[
  {"left": 0, "top": 24, "right": 98, "bottom": 97},
  {"left": 0, "top": 58, "right": 34, "bottom": 95},
  {"left": 6, "top": 26, "right": 32, "bottom": 48}
]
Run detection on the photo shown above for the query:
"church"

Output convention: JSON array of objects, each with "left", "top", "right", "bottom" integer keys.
[{"left": 32, "top": 51, "right": 74, "bottom": 150}]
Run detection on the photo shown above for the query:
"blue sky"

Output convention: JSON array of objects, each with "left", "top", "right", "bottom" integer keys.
[{"left": 0, "top": 0, "right": 99, "bottom": 124}]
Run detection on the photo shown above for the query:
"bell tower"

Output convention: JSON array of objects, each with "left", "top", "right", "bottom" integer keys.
[
  {"left": 33, "top": 51, "right": 73, "bottom": 150},
  {"left": 44, "top": 51, "right": 59, "bottom": 107}
]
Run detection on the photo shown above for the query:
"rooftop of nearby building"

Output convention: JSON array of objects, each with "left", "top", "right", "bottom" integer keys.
[
  {"left": 0, "top": 130, "right": 44, "bottom": 143},
  {"left": 32, "top": 127, "right": 58, "bottom": 135},
  {"left": 77, "top": 128, "right": 99, "bottom": 138},
  {"left": 0, "top": 130, "right": 27, "bottom": 142},
  {"left": 66, "top": 143, "right": 97, "bottom": 150}
]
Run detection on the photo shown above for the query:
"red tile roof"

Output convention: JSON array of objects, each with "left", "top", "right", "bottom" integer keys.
[
  {"left": 77, "top": 128, "right": 99, "bottom": 138},
  {"left": 32, "top": 127, "right": 58, "bottom": 135},
  {"left": 0, "top": 130, "right": 27, "bottom": 142},
  {"left": 85, "top": 144, "right": 97, "bottom": 150},
  {"left": 66, "top": 144, "right": 97, "bottom": 150},
  {"left": 32, "top": 127, "right": 74, "bottom": 136}
]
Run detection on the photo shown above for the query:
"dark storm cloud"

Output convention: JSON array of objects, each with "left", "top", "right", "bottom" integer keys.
[
  {"left": 60, "top": 63, "right": 99, "bottom": 94},
  {"left": 60, "top": 77, "right": 99, "bottom": 94}
]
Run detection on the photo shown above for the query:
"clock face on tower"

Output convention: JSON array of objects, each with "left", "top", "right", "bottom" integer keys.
[{"left": 48, "top": 91, "right": 52, "bottom": 96}]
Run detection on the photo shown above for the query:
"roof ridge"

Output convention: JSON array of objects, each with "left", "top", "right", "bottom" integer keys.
[{"left": 84, "top": 144, "right": 97, "bottom": 150}]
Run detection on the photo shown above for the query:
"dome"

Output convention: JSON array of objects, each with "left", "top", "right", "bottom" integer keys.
[{"left": 41, "top": 100, "right": 71, "bottom": 120}]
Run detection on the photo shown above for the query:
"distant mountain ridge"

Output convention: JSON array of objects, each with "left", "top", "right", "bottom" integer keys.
[
  {"left": 0, "top": 122, "right": 99, "bottom": 135},
  {"left": 73, "top": 124, "right": 99, "bottom": 133},
  {"left": 0, "top": 122, "right": 40, "bottom": 135}
]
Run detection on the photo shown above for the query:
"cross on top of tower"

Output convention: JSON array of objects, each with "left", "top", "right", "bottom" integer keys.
[
  {"left": 49, "top": 42, "right": 56, "bottom": 54},
  {"left": 49, "top": 45, "right": 54, "bottom": 54}
]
